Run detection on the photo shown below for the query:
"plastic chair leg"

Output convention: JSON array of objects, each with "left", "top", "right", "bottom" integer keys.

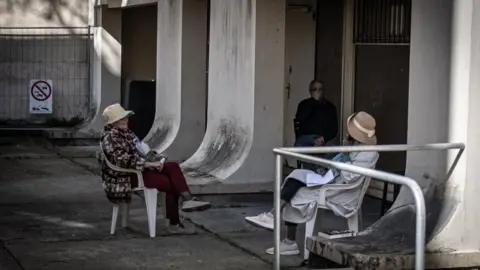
[
  {"left": 304, "top": 209, "right": 318, "bottom": 260},
  {"left": 144, "top": 188, "right": 158, "bottom": 238},
  {"left": 347, "top": 209, "right": 362, "bottom": 232},
  {"left": 111, "top": 204, "right": 119, "bottom": 235}
]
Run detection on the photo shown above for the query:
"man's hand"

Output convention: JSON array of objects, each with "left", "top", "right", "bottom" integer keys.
[{"left": 314, "top": 137, "right": 325, "bottom": 146}]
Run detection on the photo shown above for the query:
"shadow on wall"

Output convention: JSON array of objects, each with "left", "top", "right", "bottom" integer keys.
[
  {"left": 0, "top": 0, "right": 88, "bottom": 27},
  {"left": 0, "top": 1, "right": 123, "bottom": 131}
]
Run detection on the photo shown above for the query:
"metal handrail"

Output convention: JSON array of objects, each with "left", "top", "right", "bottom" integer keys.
[{"left": 272, "top": 143, "right": 465, "bottom": 270}]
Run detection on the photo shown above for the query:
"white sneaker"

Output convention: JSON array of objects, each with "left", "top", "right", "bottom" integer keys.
[
  {"left": 181, "top": 198, "right": 211, "bottom": 212},
  {"left": 245, "top": 212, "right": 274, "bottom": 230},
  {"left": 265, "top": 239, "right": 300, "bottom": 255}
]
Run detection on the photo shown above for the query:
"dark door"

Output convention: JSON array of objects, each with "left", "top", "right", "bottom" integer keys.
[
  {"left": 354, "top": 45, "right": 410, "bottom": 174},
  {"left": 124, "top": 80, "right": 156, "bottom": 140}
]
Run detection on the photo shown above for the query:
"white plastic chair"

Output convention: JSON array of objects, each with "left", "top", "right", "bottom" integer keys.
[
  {"left": 100, "top": 145, "right": 165, "bottom": 238},
  {"left": 303, "top": 177, "right": 371, "bottom": 260}
]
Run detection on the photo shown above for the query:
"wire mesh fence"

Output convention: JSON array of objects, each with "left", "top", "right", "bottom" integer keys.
[{"left": 0, "top": 26, "right": 92, "bottom": 128}]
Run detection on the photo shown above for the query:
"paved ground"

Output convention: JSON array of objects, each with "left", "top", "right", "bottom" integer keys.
[{"left": 0, "top": 136, "right": 384, "bottom": 269}]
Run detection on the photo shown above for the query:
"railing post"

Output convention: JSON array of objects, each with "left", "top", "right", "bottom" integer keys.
[
  {"left": 274, "top": 154, "right": 282, "bottom": 270},
  {"left": 409, "top": 181, "right": 426, "bottom": 270}
]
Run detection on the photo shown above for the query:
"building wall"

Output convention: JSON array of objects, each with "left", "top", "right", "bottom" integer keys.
[
  {"left": 0, "top": 0, "right": 91, "bottom": 127},
  {"left": 0, "top": 0, "right": 88, "bottom": 27}
]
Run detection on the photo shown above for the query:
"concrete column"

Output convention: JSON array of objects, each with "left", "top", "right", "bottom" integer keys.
[
  {"left": 393, "top": 0, "right": 452, "bottom": 207},
  {"left": 143, "top": 0, "right": 182, "bottom": 150},
  {"left": 162, "top": 0, "right": 208, "bottom": 162},
  {"left": 143, "top": 0, "right": 207, "bottom": 161},
  {"left": 144, "top": 0, "right": 207, "bottom": 161},
  {"left": 397, "top": 0, "right": 480, "bottom": 257},
  {"left": 427, "top": 0, "right": 480, "bottom": 253},
  {"left": 181, "top": 0, "right": 285, "bottom": 193}
]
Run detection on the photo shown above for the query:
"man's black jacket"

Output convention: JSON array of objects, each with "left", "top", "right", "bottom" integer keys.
[{"left": 295, "top": 97, "right": 338, "bottom": 142}]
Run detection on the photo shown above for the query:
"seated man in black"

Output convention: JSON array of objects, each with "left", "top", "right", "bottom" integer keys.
[{"left": 294, "top": 80, "right": 338, "bottom": 170}]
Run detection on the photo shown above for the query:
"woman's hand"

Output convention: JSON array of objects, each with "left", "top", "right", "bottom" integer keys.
[{"left": 145, "top": 162, "right": 159, "bottom": 168}]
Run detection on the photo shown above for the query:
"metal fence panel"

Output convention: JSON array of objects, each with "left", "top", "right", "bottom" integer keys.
[{"left": 0, "top": 27, "right": 91, "bottom": 128}]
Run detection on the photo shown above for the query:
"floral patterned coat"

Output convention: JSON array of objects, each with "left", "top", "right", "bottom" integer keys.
[{"left": 97, "top": 125, "right": 145, "bottom": 204}]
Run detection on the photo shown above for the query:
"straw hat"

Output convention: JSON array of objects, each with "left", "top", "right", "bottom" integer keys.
[
  {"left": 346, "top": 111, "right": 377, "bottom": 145},
  {"left": 102, "top": 103, "right": 134, "bottom": 125}
]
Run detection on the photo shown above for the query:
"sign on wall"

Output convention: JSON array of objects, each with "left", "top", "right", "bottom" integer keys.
[{"left": 29, "top": 80, "right": 53, "bottom": 114}]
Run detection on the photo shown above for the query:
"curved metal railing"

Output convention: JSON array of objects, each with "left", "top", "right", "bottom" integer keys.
[{"left": 272, "top": 143, "right": 465, "bottom": 270}]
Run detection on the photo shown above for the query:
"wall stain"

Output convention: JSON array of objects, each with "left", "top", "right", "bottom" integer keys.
[
  {"left": 143, "top": 116, "right": 173, "bottom": 150},
  {"left": 182, "top": 118, "right": 250, "bottom": 181},
  {"left": 308, "top": 172, "right": 460, "bottom": 269}
]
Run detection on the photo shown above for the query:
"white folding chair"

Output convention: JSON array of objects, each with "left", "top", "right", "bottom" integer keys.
[
  {"left": 303, "top": 177, "right": 371, "bottom": 260},
  {"left": 100, "top": 144, "right": 165, "bottom": 238}
]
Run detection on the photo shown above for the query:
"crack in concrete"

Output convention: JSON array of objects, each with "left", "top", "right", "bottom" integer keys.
[{"left": 1, "top": 243, "right": 25, "bottom": 270}]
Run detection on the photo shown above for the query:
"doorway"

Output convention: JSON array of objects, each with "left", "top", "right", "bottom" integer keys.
[
  {"left": 354, "top": 45, "right": 410, "bottom": 198},
  {"left": 284, "top": 1, "right": 317, "bottom": 167}
]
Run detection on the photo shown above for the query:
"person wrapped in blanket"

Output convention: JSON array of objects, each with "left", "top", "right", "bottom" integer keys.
[
  {"left": 98, "top": 104, "right": 210, "bottom": 234},
  {"left": 245, "top": 111, "right": 379, "bottom": 256}
]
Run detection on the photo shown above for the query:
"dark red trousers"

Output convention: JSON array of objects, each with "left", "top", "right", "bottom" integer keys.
[{"left": 132, "top": 162, "right": 190, "bottom": 225}]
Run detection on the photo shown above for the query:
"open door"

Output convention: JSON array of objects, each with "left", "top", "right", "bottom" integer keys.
[{"left": 284, "top": 2, "right": 316, "bottom": 167}]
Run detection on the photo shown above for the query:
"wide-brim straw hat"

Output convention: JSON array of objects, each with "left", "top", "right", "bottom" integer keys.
[
  {"left": 346, "top": 111, "right": 377, "bottom": 145},
  {"left": 102, "top": 103, "right": 134, "bottom": 125}
]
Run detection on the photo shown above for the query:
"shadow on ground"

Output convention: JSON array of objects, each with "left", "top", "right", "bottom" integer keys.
[{"left": 0, "top": 136, "right": 385, "bottom": 269}]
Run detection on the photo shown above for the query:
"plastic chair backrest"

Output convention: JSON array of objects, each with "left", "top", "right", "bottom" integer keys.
[{"left": 99, "top": 142, "right": 145, "bottom": 189}]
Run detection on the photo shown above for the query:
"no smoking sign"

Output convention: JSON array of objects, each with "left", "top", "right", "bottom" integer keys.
[{"left": 29, "top": 79, "right": 53, "bottom": 114}]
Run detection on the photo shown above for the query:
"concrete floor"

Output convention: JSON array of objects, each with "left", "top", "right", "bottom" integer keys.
[{"left": 0, "top": 136, "right": 384, "bottom": 269}]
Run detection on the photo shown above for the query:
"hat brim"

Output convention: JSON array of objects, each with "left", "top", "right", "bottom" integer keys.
[
  {"left": 346, "top": 115, "right": 377, "bottom": 145},
  {"left": 106, "top": 110, "right": 134, "bottom": 125}
]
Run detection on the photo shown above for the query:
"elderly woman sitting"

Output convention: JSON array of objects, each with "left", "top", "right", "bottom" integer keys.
[
  {"left": 245, "top": 111, "right": 379, "bottom": 255},
  {"left": 99, "top": 104, "right": 210, "bottom": 234}
]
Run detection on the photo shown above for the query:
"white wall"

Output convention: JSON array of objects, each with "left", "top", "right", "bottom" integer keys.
[
  {"left": 397, "top": 0, "right": 480, "bottom": 253},
  {"left": 462, "top": 0, "right": 480, "bottom": 251},
  {"left": 0, "top": 0, "right": 88, "bottom": 27},
  {"left": 73, "top": 5, "right": 122, "bottom": 138},
  {"left": 427, "top": 0, "right": 480, "bottom": 252},
  {"left": 245, "top": 0, "right": 286, "bottom": 185}
]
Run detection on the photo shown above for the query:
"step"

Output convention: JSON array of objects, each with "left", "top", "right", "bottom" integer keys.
[{"left": 306, "top": 205, "right": 480, "bottom": 269}]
